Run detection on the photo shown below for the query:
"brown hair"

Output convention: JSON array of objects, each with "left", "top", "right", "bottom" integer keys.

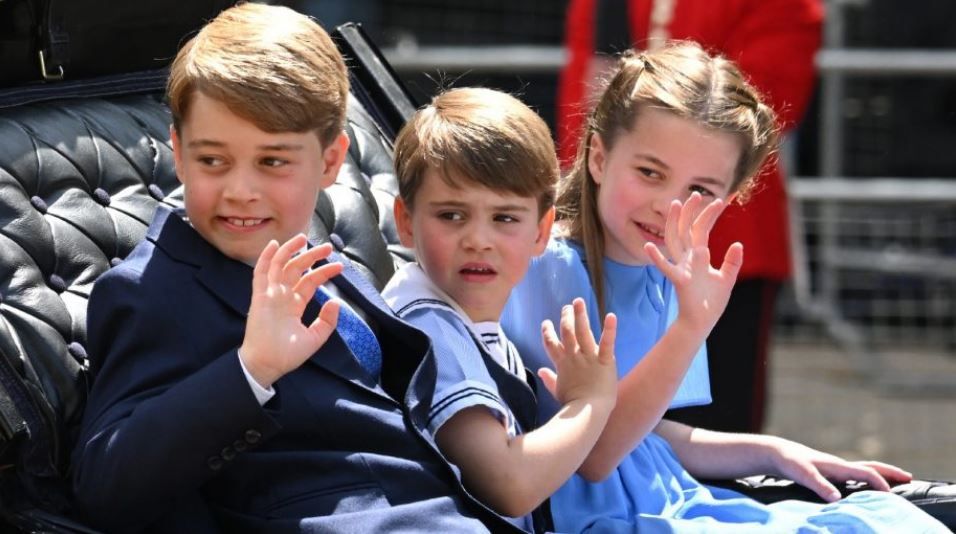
[
  {"left": 394, "top": 87, "right": 558, "bottom": 217},
  {"left": 167, "top": 2, "right": 348, "bottom": 146},
  {"left": 560, "top": 41, "right": 780, "bottom": 314}
]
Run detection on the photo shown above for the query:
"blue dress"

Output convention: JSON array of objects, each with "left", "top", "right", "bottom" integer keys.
[{"left": 502, "top": 238, "right": 947, "bottom": 533}]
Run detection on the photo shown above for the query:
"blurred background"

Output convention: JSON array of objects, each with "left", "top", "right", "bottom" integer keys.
[{"left": 292, "top": 0, "right": 956, "bottom": 480}]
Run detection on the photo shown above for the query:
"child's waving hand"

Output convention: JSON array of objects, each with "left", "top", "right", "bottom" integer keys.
[
  {"left": 240, "top": 235, "right": 344, "bottom": 388},
  {"left": 644, "top": 192, "right": 743, "bottom": 335},
  {"left": 538, "top": 298, "right": 618, "bottom": 408}
]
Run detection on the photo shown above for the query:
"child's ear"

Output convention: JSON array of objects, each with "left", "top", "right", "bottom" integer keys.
[
  {"left": 587, "top": 133, "right": 606, "bottom": 185},
  {"left": 394, "top": 196, "right": 415, "bottom": 248},
  {"left": 533, "top": 206, "right": 556, "bottom": 256},
  {"left": 170, "top": 124, "right": 185, "bottom": 184},
  {"left": 319, "top": 132, "right": 350, "bottom": 189}
]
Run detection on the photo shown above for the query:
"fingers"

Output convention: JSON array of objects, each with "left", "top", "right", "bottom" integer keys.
[
  {"left": 663, "top": 199, "right": 683, "bottom": 259},
  {"left": 540, "top": 319, "right": 564, "bottom": 367},
  {"left": 559, "top": 303, "right": 579, "bottom": 355},
  {"left": 268, "top": 234, "right": 309, "bottom": 285},
  {"left": 537, "top": 367, "right": 559, "bottom": 400},
  {"left": 677, "top": 192, "right": 703, "bottom": 250},
  {"left": 645, "top": 242, "right": 679, "bottom": 281},
  {"left": 295, "top": 261, "right": 344, "bottom": 303},
  {"left": 858, "top": 461, "right": 912, "bottom": 484},
  {"left": 596, "top": 313, "right": 617, "bottom": 365},
  {"left": 835, "top": 463, "right": 891, "bottom": 492},
  {"left": 571, "top": 298, "right": 598, "bottom": 356},
  {"left": 307, "top": 298, "right": 340, "bottom": 344},
  {"left": 719, "top": 242, "right": 744, "bottom": 281},
  {"left": 253, "top": 240, "right": 280, "bottom": 292},
  {"left": 689, "top": 197, "right": 725, "bottom": 248},
  {"left": 800, "top": 468, "right": 842, "bottom": 503},
  {"left": 286, "top": 242, "right": 335, "bottom": 276}
]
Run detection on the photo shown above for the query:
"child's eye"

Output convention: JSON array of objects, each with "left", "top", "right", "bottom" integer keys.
[
  {"left": 261, "top": 157, "right": 288, "bottom": 168},
  {"left": 438, "top": 211, "right": 464, "bottom": 222},
  {"left": 197, "top": 155, "right": 225, "bottom": 167},
  {"left": 494, "top": 214, "right": 519, "bottom": 223},
  {"left": 689, "top": 184, "right": 715, "bottom": 197},
  {"left": 637, "top": 167, "right": 662, "bottom": 180}
]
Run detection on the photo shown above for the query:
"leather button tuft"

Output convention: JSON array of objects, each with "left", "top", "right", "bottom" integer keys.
[
  {"left": 30, "top": 196, "right": 48, "bottom": 214},
  {"left": 329, "top": 233, "right": 345, "bottom": 251},
  {"left": 110, "top": 257, "right": 123, "bottom": 267},
  {"left": 67, "top": 342, "right": 88, "bottom": 362},
  {"left": 147, "top": 184, "right": 164, "bottom": 200},
  {"left": 207, "top": 456, "right": 224, "bottom": 471},
  {"left": 93, "top": 188, "right": 111, "bottom": 206},
  {"left": 48, "top": 274, "right": 67, "bottom": 293},
  {"left": 244, "top": 429, "right": 262, "bottom": 444}
]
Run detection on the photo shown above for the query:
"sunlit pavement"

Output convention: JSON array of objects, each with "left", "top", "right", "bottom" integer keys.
[{"left": 765, "top": 341, "right": 956, "bottom": 481}]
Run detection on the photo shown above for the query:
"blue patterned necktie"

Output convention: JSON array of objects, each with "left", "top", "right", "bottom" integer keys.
[{"left": 315, "top": 286, "right": 382, "bottom": 377}]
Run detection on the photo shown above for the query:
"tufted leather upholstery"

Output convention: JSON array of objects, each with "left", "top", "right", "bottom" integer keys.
[{"left": 0, "top": 25, "right": 414, "bottom": 526}]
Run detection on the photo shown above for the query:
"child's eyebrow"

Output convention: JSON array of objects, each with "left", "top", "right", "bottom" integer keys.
[
  {"left": 428, "top": 200, "right": 532, "bottom": 212},
  {"left": 694, "top": 176, "right": 730, "bottom": 189},
  {"left": 257, "top": 143, "right": 305, "bottom": 152},
  {"left": 632, "top": 153, "right": 671, "bottom": 170},
  {"left": 633, "top": 153, "right": 729, "bottom": 188},
  {"left": 186, "top": 139, "right": 304, "bottom": 151}
]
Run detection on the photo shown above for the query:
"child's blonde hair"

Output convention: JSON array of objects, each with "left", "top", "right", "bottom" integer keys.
[
  {"left": 560, "top": 41, "right": 780, "bottom": 314},
  {"left": 167, "top": 2, "right": 348, "bottom": 146},
  {"left": 394, "top": 87, "right": 558, "bottom": 217}
]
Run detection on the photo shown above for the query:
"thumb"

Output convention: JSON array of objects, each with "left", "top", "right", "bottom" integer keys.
[{"left": 537, "top": 368, "right": 559, "bottom": 400}]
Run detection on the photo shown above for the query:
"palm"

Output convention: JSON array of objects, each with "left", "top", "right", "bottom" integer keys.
[
  {"left": 645, "top": 193, "right": 743, "bottom": 333},
  {"left": 240, "top": 236, "right": 343, "bottom": 386}
]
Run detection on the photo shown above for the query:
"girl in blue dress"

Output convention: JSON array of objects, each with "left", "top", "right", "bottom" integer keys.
[{"left": 502, "top": 41, "right": 948, "bottom": 533}]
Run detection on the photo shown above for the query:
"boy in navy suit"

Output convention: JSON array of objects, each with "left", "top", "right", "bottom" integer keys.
[{"left": 72, "top": 4, "right": 521, "bottom": 532}]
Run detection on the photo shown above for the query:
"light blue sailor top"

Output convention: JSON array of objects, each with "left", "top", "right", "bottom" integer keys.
[{"left": 383, "top": 263, "right": 536, "bottom": 532}]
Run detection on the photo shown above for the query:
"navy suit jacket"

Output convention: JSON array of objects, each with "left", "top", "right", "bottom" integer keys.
[{"left": 73, "top": 206, "right": 521, "bottom": 533}]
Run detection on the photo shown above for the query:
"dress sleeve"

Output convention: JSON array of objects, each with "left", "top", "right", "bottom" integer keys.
[
  {"left": 661, "top": 281, "right": 713, "bottom": 408},
  {"left": 403, "top": 308, "right": 515, "bottom": 438}
]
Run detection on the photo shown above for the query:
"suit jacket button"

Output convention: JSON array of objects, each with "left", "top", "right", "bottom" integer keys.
[
  {"left": 244, "top": 429, "right": 262, "bottom": 444},
  {"left": 221, "top": 446, "right": 236, "bottom": 461},
  {"left": 207, "top": 456, "right": 224, "bottom": 471},
  {"left": 234, "top": 439, "right": 248, "bottom": 453}
]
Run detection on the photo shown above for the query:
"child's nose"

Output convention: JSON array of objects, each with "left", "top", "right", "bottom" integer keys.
[
  {"left": 222, "top": 170, "right": 260, "bottom": 201},
  {"left": 651, "top": 193, "right": 673, "bottom": 216},
  {"left": 462, "top": 223, "right": 493, "bottom": 250}
]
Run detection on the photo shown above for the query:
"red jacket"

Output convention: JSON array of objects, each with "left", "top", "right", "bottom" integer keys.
[{"left": 558, "top": 0, "right": 823, "bottom": 280}]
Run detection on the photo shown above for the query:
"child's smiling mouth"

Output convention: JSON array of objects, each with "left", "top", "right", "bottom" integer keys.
[
  {"left": 636, "top": 222, "right": 664, "bottom": 240},
  {"left": 222, "top": 216, "right": 268, "bottom": 228}
]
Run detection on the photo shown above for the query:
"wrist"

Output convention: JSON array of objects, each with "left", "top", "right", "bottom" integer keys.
[
  {"left": 759, "top": 434, "right": 790, "bottom": 474},
  {"left": 567, "top": 392, "right": 616, "bottom": 419},
  {"left": 667, "top": 316, "right": 711, "bottom": 345},
  {"left": 239, "top": 346, "right": 279, "bottom": 389}
]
